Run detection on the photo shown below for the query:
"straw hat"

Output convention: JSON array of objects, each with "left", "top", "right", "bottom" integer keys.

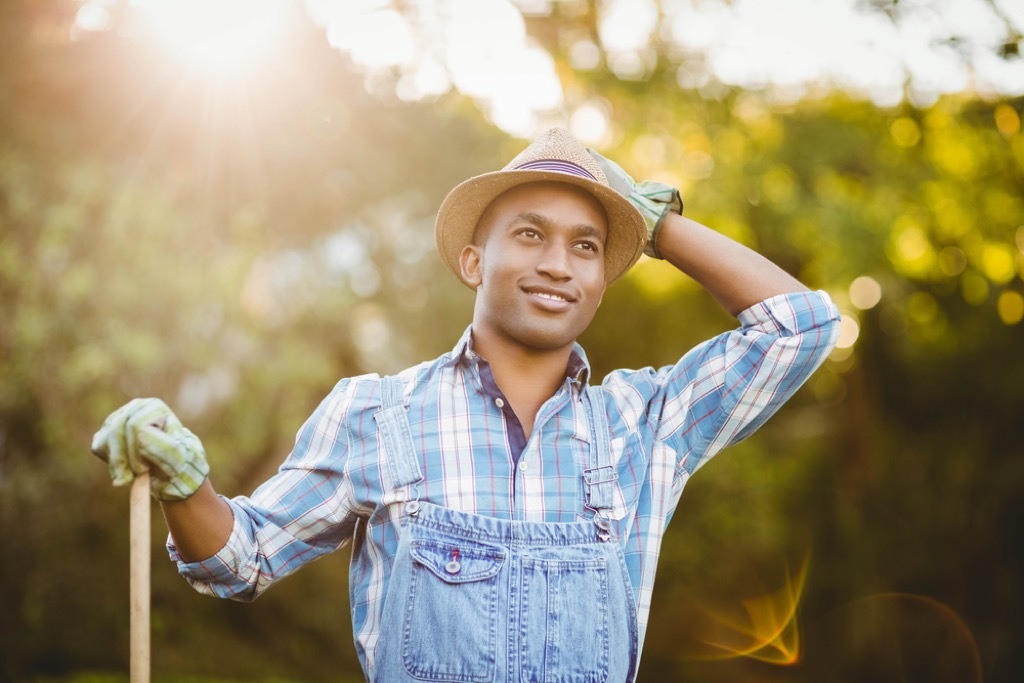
[{"left": 435, "top": 128, "right": 647, "bottom": 287}]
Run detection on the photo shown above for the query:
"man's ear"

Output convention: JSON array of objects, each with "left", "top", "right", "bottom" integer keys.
[{"left": 459, "top": 244, "right": 483, "bottom": 289}]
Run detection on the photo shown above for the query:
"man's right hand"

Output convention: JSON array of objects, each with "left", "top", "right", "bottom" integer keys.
[{"left": 91, "top": 398, "right": 210, "bottom": 502}]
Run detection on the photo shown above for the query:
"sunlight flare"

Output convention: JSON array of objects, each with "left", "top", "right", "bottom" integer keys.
[
  {"left": 133, "top": 0, "right": 290, "bottom": 71},
  {"left": 670, "top": 553, "right": 810, "bottom": 665}
]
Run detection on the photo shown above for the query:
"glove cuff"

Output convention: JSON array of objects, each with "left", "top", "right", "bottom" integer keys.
[
  {"left": 148, "top": 429, "right": 211, "bottom": 502},
  {"left": 632, "top": 181, "right": 683, "bottom": 259},
  {"left": 152, "top": 462, "right": 210, "bottom": 502}
]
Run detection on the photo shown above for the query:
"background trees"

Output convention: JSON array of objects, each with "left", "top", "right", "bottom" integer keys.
[{"left": 1, "top": 1, "right": 1021, "bottom": 681}]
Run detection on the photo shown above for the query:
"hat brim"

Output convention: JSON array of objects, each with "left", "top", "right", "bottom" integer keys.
[{"left": 435, "top": 169, "right": 647, "bottom": 288}]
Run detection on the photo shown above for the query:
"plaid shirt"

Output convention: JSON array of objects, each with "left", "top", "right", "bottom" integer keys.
[{"left": 172, "top": 290, "right": 839, "bottom": 673}]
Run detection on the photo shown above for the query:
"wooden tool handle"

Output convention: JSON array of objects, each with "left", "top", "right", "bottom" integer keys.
[{"left": 130, "top": 472, "right": 151, "bottom": 683}]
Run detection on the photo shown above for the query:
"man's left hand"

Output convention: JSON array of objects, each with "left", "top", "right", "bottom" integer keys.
[{"left": 588, "top": 149, "right": 683, "bottom": 259}]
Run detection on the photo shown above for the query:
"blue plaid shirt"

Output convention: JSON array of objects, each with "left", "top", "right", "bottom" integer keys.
[{"left": 172, "top": 290, "right": 840, "bottom": 674}]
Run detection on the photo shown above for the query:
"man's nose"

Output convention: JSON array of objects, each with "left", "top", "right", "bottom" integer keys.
[{"left": 536, "top": 242, "right": 572, "bottom": 279}]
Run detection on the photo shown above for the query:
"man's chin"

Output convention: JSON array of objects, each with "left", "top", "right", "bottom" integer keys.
[{"left": 513, "top": 324, "right": 585, "bottom": 353}]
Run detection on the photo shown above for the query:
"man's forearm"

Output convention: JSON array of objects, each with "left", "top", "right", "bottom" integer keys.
[
  {"left": 160, "top": 478, "right": 234, "bottom": 563},
  {"left": 655, "top": 213, "right": 808, "bottom": 317}
]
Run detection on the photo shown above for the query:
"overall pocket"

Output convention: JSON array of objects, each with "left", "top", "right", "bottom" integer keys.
[
  {"left": 520, "top": 556, "right": 610, "bottom": 683},
  {"left": 402, "top": 538, "right": 506, "bottom": 682}
]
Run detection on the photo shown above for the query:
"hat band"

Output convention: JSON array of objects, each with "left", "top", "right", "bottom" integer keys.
[{"left": 513, "top": 159, "right": 599, "bottom": 182}]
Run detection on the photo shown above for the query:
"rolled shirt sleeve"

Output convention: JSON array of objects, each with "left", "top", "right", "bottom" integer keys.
[
  {"left": 169, "top": 376, "right": 375, "bottom": 600},
  {"left": 604, "top": 289, "right": 840, "bottom": 479}
]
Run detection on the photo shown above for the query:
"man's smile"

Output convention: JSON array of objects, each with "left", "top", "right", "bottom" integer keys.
[{"left": 522, "top": 285, "right": 577, "bottom": 306}]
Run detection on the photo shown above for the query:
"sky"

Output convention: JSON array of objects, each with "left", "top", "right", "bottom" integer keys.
[{"left": 75, "top": 0, "right": 1024, "bottom": 137}]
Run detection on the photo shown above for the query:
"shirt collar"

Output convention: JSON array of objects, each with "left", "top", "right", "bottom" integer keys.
[{"left": 445, "top": 325, "right": 592, "bottom": 387}]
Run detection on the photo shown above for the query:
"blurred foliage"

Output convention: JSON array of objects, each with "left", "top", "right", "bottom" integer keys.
[{"left": 1, "top": 1, "right": 1023, "bottom": 682}]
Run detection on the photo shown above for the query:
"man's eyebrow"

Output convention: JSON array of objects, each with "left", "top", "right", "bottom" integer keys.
[
  {"left": 571, "top": 223, "right": 606, "bottom": 242},
  {"left": 509, "top": 212, "right": 606, "bottom": 242},
  {"left": 508, "top": 212, "right": 553, "bottom": 229}
]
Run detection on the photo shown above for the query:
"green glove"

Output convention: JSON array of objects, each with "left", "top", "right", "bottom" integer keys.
[
  {"left": 588, "top": 149, "right": 683, "bottom": 259},
  {"left": 90, "top": 398, "right": 210, "bottom": 501}
]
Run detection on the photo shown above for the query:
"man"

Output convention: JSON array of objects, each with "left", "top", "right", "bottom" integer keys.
[{"left": 92, "top": 128, "right": 839, "bottom": 682}]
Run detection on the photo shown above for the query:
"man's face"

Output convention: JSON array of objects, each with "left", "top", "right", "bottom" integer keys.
[{"left": 460, "top": 181, "right": 609, "bottom": 355}]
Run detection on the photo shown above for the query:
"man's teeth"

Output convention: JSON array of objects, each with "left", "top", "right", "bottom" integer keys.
[{"left": 534, "top": 292, "right": 567, "bottom": 302}]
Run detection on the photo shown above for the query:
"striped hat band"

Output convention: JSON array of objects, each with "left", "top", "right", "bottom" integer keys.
[{"left": 512, "top": 159, "right": 598, "bottom": 182}]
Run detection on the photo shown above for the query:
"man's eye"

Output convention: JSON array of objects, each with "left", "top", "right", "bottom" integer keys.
[
  {"left": 577, "top": 241, "right": 599, "bottom": 252},
  {"left": 518, "top": 228, "right": 540, "bottom": 239}
]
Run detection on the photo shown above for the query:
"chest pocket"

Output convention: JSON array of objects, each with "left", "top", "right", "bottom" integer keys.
[
  {"left": 402, "top": 538, "right": 507, "bottom": 682},
  {"left": 409, "top": 539, "right": 506, "bottom": 583}
]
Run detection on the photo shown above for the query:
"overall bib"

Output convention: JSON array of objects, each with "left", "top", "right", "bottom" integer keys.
[{"left": 372, "top": 375, "right": 640, "bottom": 683}]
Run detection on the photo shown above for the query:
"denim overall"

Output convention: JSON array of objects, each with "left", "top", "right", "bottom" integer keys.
[{"left": 372, "top": 375, "right": 640, "bottom": 683}]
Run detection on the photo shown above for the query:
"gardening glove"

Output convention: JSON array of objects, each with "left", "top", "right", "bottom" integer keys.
[
  {"left": 588, "top": 148, "right": 683, "bottom": 259},
  {"left": 90, "top": 397, "right": 210, "bottom": 502}
]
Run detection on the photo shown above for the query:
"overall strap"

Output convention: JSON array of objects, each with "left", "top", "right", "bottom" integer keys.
[
  {"left": 373, "top": 375, "right": 424, "bottom": 499},
  {"left": 583, "top": 385, "right": 618, "bottom": 538}
]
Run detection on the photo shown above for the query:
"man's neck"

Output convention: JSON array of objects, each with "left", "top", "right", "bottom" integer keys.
[{"left": 469, "top": 332, "right": 574, "bottom": 438}]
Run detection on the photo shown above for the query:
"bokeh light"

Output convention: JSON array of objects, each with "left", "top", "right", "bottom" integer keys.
[
  {"left": 570, "top": 100, "right": 612, "bottom": 146},
  {"left": 849, "top": 275, "right": 882, "bottom": 310},
  {"left": 890, "top": 117, "right": 921, "bottom": 147},
  {"left": 939, "top": 246, "right": 968, "bottom": 277},
  {"left": 979, "top": 241, "right": 1018, "bottom": 284},
  {"left": 995, "top": 104, "right": 1021, "bottom": 137},
  {"left": 835, "top": 313, "right": 861, "bottom": 349},
  {"left": 73, "top": 2, "right": 114, "bottom": 33},
  {"left": 997, "top": 289, "right": 1024, "bottom": 324},
  {"left": 961, "top": 271, "right": 991, "bottom": 305}
]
